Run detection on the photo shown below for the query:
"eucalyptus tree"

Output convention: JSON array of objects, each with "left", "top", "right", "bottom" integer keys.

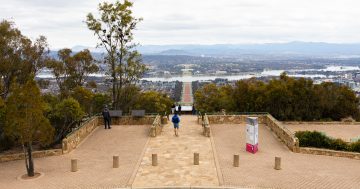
[
  {"left": 0, "top": 20, "right": 49, "bottom": 99},
  {"left": 86, "top": 0, "right": 147, "bottom": 109}
]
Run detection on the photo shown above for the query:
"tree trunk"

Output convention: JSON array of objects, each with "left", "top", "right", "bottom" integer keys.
[{"left": 26, "top": 143, "right": 35, "bottom": 177}]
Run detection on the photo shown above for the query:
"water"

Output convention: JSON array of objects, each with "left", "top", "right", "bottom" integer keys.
[{"left": 36, "top": 65, "right": 360, "bottom": 82}]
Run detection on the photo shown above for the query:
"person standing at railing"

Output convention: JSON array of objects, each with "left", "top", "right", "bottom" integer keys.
[{"left": 102, "top": 106, "right": 111, "bottom": 129}]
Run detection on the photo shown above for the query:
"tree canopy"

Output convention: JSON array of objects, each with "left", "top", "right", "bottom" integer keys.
[
  {"left": 86, "top": 0, "right": 147, "bottom": 109},
  {"left": 195, "top": 75, "right": 360, "bottom": 121}
]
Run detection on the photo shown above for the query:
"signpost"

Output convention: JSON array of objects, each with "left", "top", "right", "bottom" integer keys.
[{"left": 246, "top": 117, "right": 258, "bottom": 154}]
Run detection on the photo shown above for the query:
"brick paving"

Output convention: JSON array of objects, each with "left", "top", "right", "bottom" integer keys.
[
  {"left": 132, "top": 115, "right": 219, "bottom": 188},
  {"left": 285, "top": 124, "right": 360, "bottom": 142},
  {"left": 0, "top": 125, "right": 150, "bottom": 189},
  {"left": 211, "top": 123, "right": 360, "bottom": 189},
  {"left": 2, "top": 117, "right": 360, "bottom": 189},
  {"left": 181, "top": 82, "right": 193, "bottom": 104}
]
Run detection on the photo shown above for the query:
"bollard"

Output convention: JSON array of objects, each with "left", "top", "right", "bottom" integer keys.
[
  {"left": 233, "top": 155, "right": 239, "bottom": 167},
  {"left": 152, "top": 154, "right": 158, "bottom": 166},
  {"left": 194, "top": 153, "right": 199, "bottom": 165},
  {"left": 274, "top": 157, "right": 281, "bottom": 170},
  {"left": 113, "top": 155, "right": 119, "bottom": 168},
  {"left": 71, "top": 159, "right": 78, "bottom": 172}
]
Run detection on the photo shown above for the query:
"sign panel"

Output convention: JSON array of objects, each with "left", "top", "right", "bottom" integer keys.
[{"left": 246, "top": 117, "right": 259, "bottom": 154}]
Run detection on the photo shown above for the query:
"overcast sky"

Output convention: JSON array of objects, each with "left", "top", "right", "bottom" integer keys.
[{"left": 1, "top": 0, "right": 360, "bottom": 49}]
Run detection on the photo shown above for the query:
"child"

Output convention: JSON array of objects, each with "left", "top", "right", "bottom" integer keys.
[{"left": 171, "top": 112, "right": 180, "bottom": 136}]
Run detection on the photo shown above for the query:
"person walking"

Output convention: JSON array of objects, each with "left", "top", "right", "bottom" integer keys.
[
  {"left": 172, "top": 112, "right": 181, "bottom": 136},
  {"left": 171, "top": 104, "right": 176, "bottom": 114},
  {"left": 178, "top": 104, "right": 182, "bottom": 116},
  {"left": 192, "top": 105, "right": 196, "bottom": 115},
  {"left": 102, "top": 106, "right": 111, "bottom": 129}
]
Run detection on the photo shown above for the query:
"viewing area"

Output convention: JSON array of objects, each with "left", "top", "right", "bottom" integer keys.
[{"left": 1, "top": 112, "right": 360, "bottom": 189}]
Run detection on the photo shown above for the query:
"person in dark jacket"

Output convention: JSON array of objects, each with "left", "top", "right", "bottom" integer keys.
[
  {"left": 171, "top": 104, "right": 176, "bottom": 114},
  {"left": 102, "top": 106, "right": 111, "bottom": 129},
  {"left": 172, "top": 112, "right": 180, "bottom": 136},
  {"left": 178, "top": 104, "right": 182, "bottom": 116}
]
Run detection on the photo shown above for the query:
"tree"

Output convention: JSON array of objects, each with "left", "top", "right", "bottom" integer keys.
[
  {"left": 86, "top": 0, "right": 147, "bottom": 109},
  {"left": 71, "top": 86, "right": 94, "bottom": 116},
  {"left": 0, "top": 20, "right": 49, "bottom": 99},
  {"left": 134, "top": 91, "right": 174, "bottom": 114},
  {"left": 4, "top": 80, "right": 54, "bottom": 177},
  {"left": 49, "top": 98, "right": 85, "bottom": 144},
  {"left": 46, "top": 49, "right": 98, "bottom": 97},
  {"left": 92, "top": 93, "right": 112, "bottom": 115}
]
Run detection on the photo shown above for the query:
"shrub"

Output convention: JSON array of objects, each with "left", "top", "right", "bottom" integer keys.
[
  {"left": 295, "top": 131, "right": 331, "bottom": 148},
  {"left": 296, "top": 131, "right": 360, "bottom": 153},
  {"left": 329, "top": 138, "right": 349, "bottom": 151},
  {"left": 349, "top": 141, "right": 360, "bottom": 153}
]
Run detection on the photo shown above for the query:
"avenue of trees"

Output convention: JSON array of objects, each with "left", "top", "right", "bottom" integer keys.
[
  {"left": 0, "top": 0, "right": 173, "bottom": 177},
  {"left": 195, "top": 73, "right": 360, "bottom": 121}
]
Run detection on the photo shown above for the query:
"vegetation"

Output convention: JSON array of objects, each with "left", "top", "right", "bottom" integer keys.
[
  {"left": 4, "top": 80, "right": 54, "bottom": 176},
  {"left": 134, "top": 91, "right": 174, "bottom": 114},
  {"left": 194, "top": 74, "right": 360, "bottom": 121},
  {"left": 295, "top": 131, "right": 360, "bottom": 153},
  {"left": 86, "top": 0, "right": 147, "bottom": 109},
  {"left": 46, "top": 48, "right": 98, "bottom": 98}
]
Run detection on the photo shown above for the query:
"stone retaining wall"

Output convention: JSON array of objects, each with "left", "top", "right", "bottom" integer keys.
[
  {"left": 207, "top": 114, "right": 299, "bottom": 152},
  {"left": 0, "top": 149, "right": 62, "bottom": 163},
  {"left": 62, "top": 116, "right": 100, "bottom": 154},
  {"left": 150, "top": 115, "right": 162, "bottom": 137},
  {"left": 202, "top": 114, "right": 210, "bottom": 137},
  {"left": 207, "top": 115, "right": 267, "bottom": 124},
  {"left": 299, "top": 147, "right": 360, "bottom": 160},
  {"left": 98, "top": 116, "right": 156, "bottom": 126},
  {"left": 265, "top": 115, "right": 300, "bottom": 152}
]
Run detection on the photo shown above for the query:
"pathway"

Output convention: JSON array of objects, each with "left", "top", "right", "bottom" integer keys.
[
  {"left": 132, "top": 115, "right": 219, "bottom": 187},
  {"left": 181, "top": 82, "right": 193, "bottom": 105}
]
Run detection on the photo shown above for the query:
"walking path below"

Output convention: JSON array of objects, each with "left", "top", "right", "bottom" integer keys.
[{"left": 132, "top": 115, "right": 219, "bottom": 187}]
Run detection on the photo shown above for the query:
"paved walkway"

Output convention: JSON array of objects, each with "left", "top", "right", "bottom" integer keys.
[
  {"left": 211, "top": 123, "right": 360, "bottom": 189},
  {"left": 0, "top": 125, "right": 149, "bottom": 189},
  {"left": 181, "top": 82, "right": 193, "bottom": 105},
  {"left": 132, "top": 115, "right": 219, "bottom": 187},
  {"left": 285, "top": 124, "right": 360, "bottom": 142}
]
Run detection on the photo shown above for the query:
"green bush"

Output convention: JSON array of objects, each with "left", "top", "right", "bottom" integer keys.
[
  {"left": 295, "top": 131, "right": 331, "bottom": 148},
  {"left": 296, "top": 131, "right": 360, "bottom": 153},
  {"left": 349, "top": 141, "right": 360, "bottom": 153},
  {"left": 329, "top": 138, "right": 349, "bottom": 151}
]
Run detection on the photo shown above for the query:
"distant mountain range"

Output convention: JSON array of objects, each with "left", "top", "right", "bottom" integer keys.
[{"left": 68, "top": 42, "right": 360, "bottom": 58}]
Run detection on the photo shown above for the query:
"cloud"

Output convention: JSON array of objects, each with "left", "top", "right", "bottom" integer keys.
[{"left": 1, "top": 0, "right": 360, "bottom": 48}]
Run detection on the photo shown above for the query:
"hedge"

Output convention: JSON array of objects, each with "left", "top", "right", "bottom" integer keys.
[{"left": 295, "top": 131, "right": 360, "bottom": 153}]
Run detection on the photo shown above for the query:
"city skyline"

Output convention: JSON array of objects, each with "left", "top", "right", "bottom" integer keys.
[{"left": 1, "top": 0, "right": 360, "bottom": 49}]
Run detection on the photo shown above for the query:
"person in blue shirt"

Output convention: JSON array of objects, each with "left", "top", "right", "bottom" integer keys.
[{"left": 171, "top": 112, "right": 181, "bottom": 136}]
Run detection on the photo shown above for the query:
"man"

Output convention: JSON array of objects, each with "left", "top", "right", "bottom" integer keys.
[
  {"left": 171, "top": 104, "right": 176, "bottom": 114},
  {"left": 178, "top": 104, "right": 182, "bottom": 116},
  {"left": 171, "top": 112, "right": 180, "bottom": 137},
  {"left": 192, "top": 105, "right": 196, "bottom": 115},
  {"left": 102, "top": 106, "right": 111, "bottom": 129}
]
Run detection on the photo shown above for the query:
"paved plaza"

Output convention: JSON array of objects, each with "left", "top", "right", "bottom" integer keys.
[
  {"left": 1, "top": 116, "right": 360, "bottom": 189},
  {"left": 211, "top": 123, "right": 360, "bottom": 189},
  {"left": 0, "top": 125, "right": 150, "bottom": 189}
]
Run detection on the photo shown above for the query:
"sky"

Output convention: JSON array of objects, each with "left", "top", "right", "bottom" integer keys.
[{"left": 1, "top": 0, "right": 360, "bottom": 49}]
